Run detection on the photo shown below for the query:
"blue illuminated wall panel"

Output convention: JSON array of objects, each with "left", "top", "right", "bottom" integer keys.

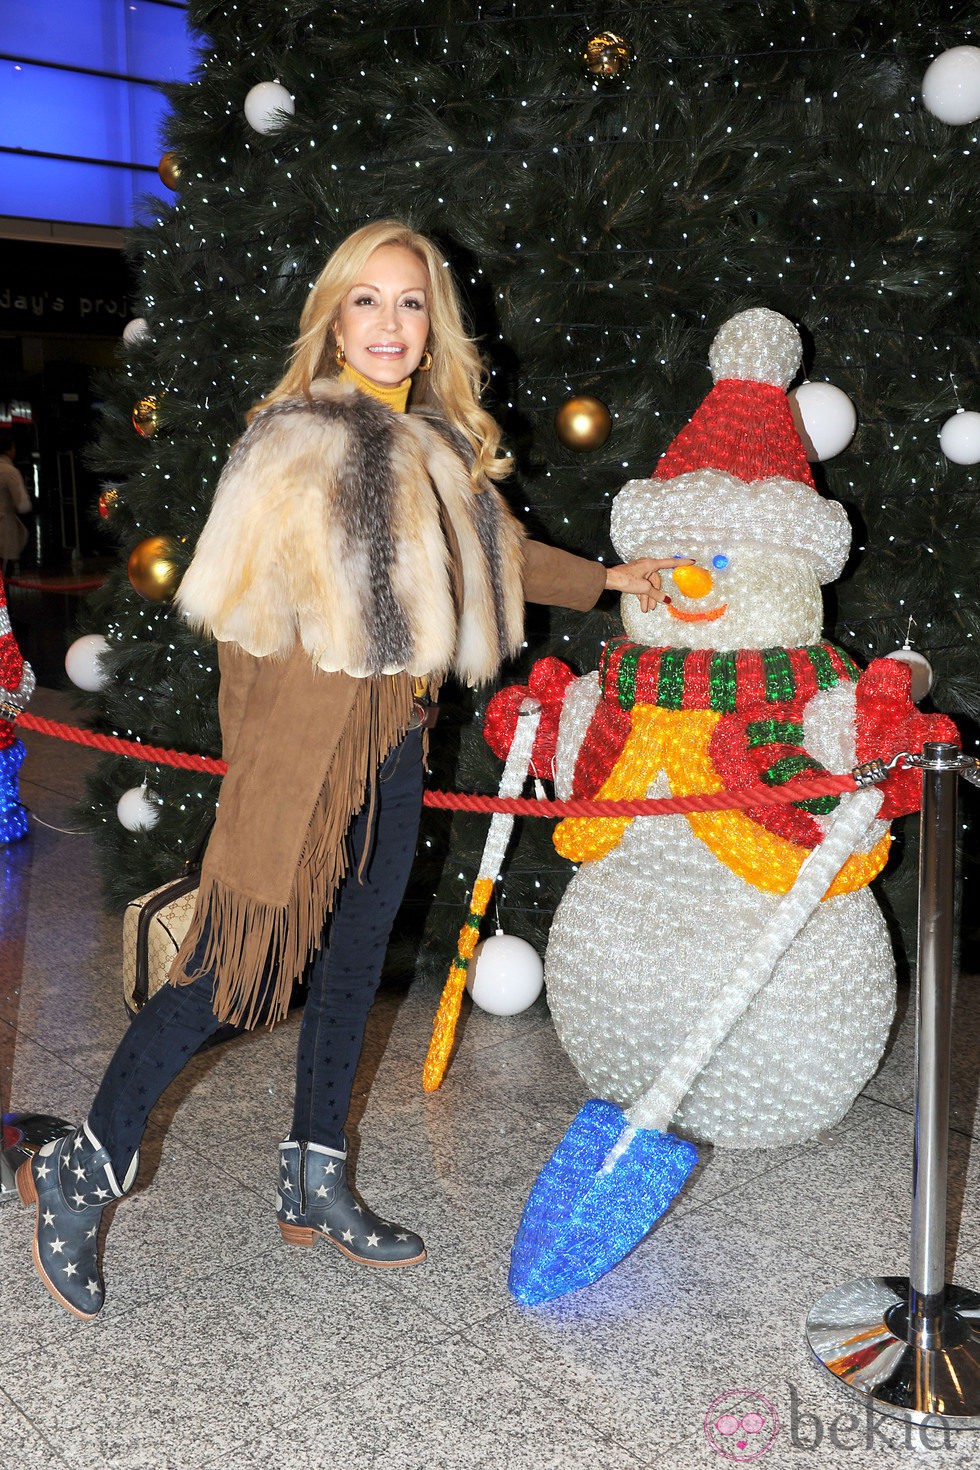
[
  {"left": 1, "top": 0, "right": 192, "bottom": 80},
  {"left": 0, "top": 0, "right": 196, "bottom": 229}
]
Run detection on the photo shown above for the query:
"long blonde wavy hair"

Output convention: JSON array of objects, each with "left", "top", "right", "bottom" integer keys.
[{"left": 251, "top": 220, "right": 509, "bottom": 486}]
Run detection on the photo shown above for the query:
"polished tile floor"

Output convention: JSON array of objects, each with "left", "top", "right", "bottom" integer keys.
[{"left": 3, "top": 688, "right": 980, "bottom": 1469}]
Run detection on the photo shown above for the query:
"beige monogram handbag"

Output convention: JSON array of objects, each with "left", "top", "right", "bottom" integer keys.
[{"left": 122, "top": 873, "right": 200, "bottom": 1015}]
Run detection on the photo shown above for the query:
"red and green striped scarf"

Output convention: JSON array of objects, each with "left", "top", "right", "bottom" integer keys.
[
  {"left": 571, "top": 641, "right": 864, "bottom": 846},
  {"left": 599, "top": 639, "right": 861, "bottom": 714}
]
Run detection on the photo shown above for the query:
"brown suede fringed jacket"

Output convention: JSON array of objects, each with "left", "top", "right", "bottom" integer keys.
[{"left": 170, "top": 377, "right": 606, "bottom": 1028}]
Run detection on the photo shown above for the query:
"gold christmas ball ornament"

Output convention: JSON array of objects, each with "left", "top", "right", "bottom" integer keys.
[
  {"left": 98, "top": 487, "right": 119, "bottom": 519},
  {"left": 127, "top": 536, "right": 182, "bottom": 602},
  {"left": 554, "top": 395, "right": 612, "bottom": 451},
  {"left": 158, "top": 151, "right": 182, "bottom": 190},
  {"left": 582, "top": 31, "right": 632, "bottom": 80},
  {"left": 132, "top": 394, "right": 162, "bottom": 438}
]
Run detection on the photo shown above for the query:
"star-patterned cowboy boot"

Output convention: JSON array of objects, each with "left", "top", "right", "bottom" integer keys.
[
  {"left": 17, "top": 1121, "right": 138, "bottom": 1320},
  {"left": 276, "top": 1138, "right": 425, "bottom": 1267}
]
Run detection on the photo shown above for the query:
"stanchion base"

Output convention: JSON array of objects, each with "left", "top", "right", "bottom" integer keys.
[
  {"left": 807, "top": 1276, "right": 980, "bottom": 1429},
  {"left": 0, "top": 1112, "right": 72, "bottom": 1207}
]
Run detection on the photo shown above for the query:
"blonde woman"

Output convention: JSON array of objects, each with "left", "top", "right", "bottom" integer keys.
[{"left": 18, "top": 220, "right": 681, "bottom": 1318}]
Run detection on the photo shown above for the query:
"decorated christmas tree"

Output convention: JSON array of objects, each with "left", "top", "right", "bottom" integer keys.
[{"left": 81, "top": 1, "right": 980, "bottom": 973}]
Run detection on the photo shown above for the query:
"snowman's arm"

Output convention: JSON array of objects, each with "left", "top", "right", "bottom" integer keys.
[
  {"left": 802, "top": 683, "right": 858, "bottom": 776},
  {"left": 553, "top": 674, "right": 601, "bottom": 798},
  {"left": 799, "top": 683, "right": 889, "bottom": 853}
]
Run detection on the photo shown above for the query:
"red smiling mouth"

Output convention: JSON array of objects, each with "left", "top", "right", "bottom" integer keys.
[{"left": 666, "top": 602, "right": 728, "bottom": 623}]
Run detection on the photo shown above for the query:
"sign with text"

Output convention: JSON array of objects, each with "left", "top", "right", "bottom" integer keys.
[{"left": 0, "top": 241, "right": 136, "bottom": 336}]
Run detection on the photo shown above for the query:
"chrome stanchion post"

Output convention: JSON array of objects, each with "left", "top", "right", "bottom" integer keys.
[
  {"left": 909, "top": 741, "right": 957, "bottom": 1350},
  {"left": 806, "top": 742, "right": 980, "bottom": 1429}
]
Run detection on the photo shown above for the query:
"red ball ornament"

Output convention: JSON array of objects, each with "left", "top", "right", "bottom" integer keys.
[{"left": 98, "top": 487, "right": 119, "bottom": 519}]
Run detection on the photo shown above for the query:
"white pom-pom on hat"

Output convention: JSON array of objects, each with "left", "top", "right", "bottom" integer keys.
[{"left": 708, "top": 307, "right": 803, "bottom": 389}]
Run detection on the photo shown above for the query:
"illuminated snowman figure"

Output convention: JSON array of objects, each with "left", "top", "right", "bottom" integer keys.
[{"left": 540, "top": 309, "right": 949, "bottom": 1149}]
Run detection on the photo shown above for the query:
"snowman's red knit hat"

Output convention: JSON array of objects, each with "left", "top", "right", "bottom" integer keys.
[
  {"left": 652, "top": 379, "right": 816, "bottom": 488},
  {"left": 611, "top": 308, "right": 851, "bottom": 583}
]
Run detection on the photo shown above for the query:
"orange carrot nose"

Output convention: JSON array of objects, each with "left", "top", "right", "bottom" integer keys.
[{"left": 672, "top": 564, "right": 714, "bottom": 599}]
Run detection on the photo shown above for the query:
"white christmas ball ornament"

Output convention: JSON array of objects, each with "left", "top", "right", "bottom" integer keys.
[
  {"left": 788, "top": 381, "right": 858, "bottom": 462},
  {"left": 466, "top": 933, "right": 544, "bottom": 1015},
  {"left": 65, "top": 633, "right": 111, "bottom": 692},
  {"left": 939, "top": 410, "right": 980, "bottom": 466},
  {"left": 885, "top": 646, "right": 934, "bottom": 703},
  {"left": 244, "top": 81, "right": 295, "bottom": 134},
  {"left": 921, "top": 46, "right": 980, "bottom": 126},
  {"left": 122, "top": 317, "right": 150, "bottom": 347},
  {"left": 117, "top": 784, "right": 160, "bottom": 831}
]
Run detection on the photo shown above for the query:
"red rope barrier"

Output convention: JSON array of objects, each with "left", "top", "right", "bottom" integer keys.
[
  {"left": 423, "top": 771, "right": 858, "bottom": 818},
  {"left": 6, "top": 575, "right": 105, "bottom": 594},
  {"left": 15, "top": 712, "right": 227, "bottom": 774},
  {"left": 14, "top": 709, "right": 864, "bottom": 817}
]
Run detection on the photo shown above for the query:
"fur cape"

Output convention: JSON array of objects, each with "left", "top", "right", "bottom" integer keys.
[{"left": 176, "top": 377, "right": 527, "bottom": 686}]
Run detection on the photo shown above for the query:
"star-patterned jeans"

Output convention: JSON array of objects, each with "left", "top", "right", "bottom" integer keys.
[{"left": 88, "top": 728, "right": 425, "bottom": 1180}]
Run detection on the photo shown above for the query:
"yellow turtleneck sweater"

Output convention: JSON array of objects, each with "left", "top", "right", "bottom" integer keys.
[{"left": 340, "top": 362, "right": 411, "bottom": 413}]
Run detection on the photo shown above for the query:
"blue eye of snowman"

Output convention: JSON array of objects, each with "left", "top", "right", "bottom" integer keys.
[{"left": 712, "top": 554, "right": 730, "bottom": 571}]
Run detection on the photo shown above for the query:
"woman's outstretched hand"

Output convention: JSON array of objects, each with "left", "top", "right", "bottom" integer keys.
[{"left": 604, "top": 557, "right": 693, "bottom": 614}]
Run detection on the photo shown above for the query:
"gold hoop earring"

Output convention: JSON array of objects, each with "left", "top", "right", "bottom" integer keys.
[
  {"left": 335, "top": 345, "right": 346, "bottom": 367},
  {"left": 417, "top": 350, "right": 433, "bottom": 372}
]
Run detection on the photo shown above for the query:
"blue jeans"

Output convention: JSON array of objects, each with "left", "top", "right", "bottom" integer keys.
[{"left": 89, "top": 728, "right": 424, "bottom": 1176}]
